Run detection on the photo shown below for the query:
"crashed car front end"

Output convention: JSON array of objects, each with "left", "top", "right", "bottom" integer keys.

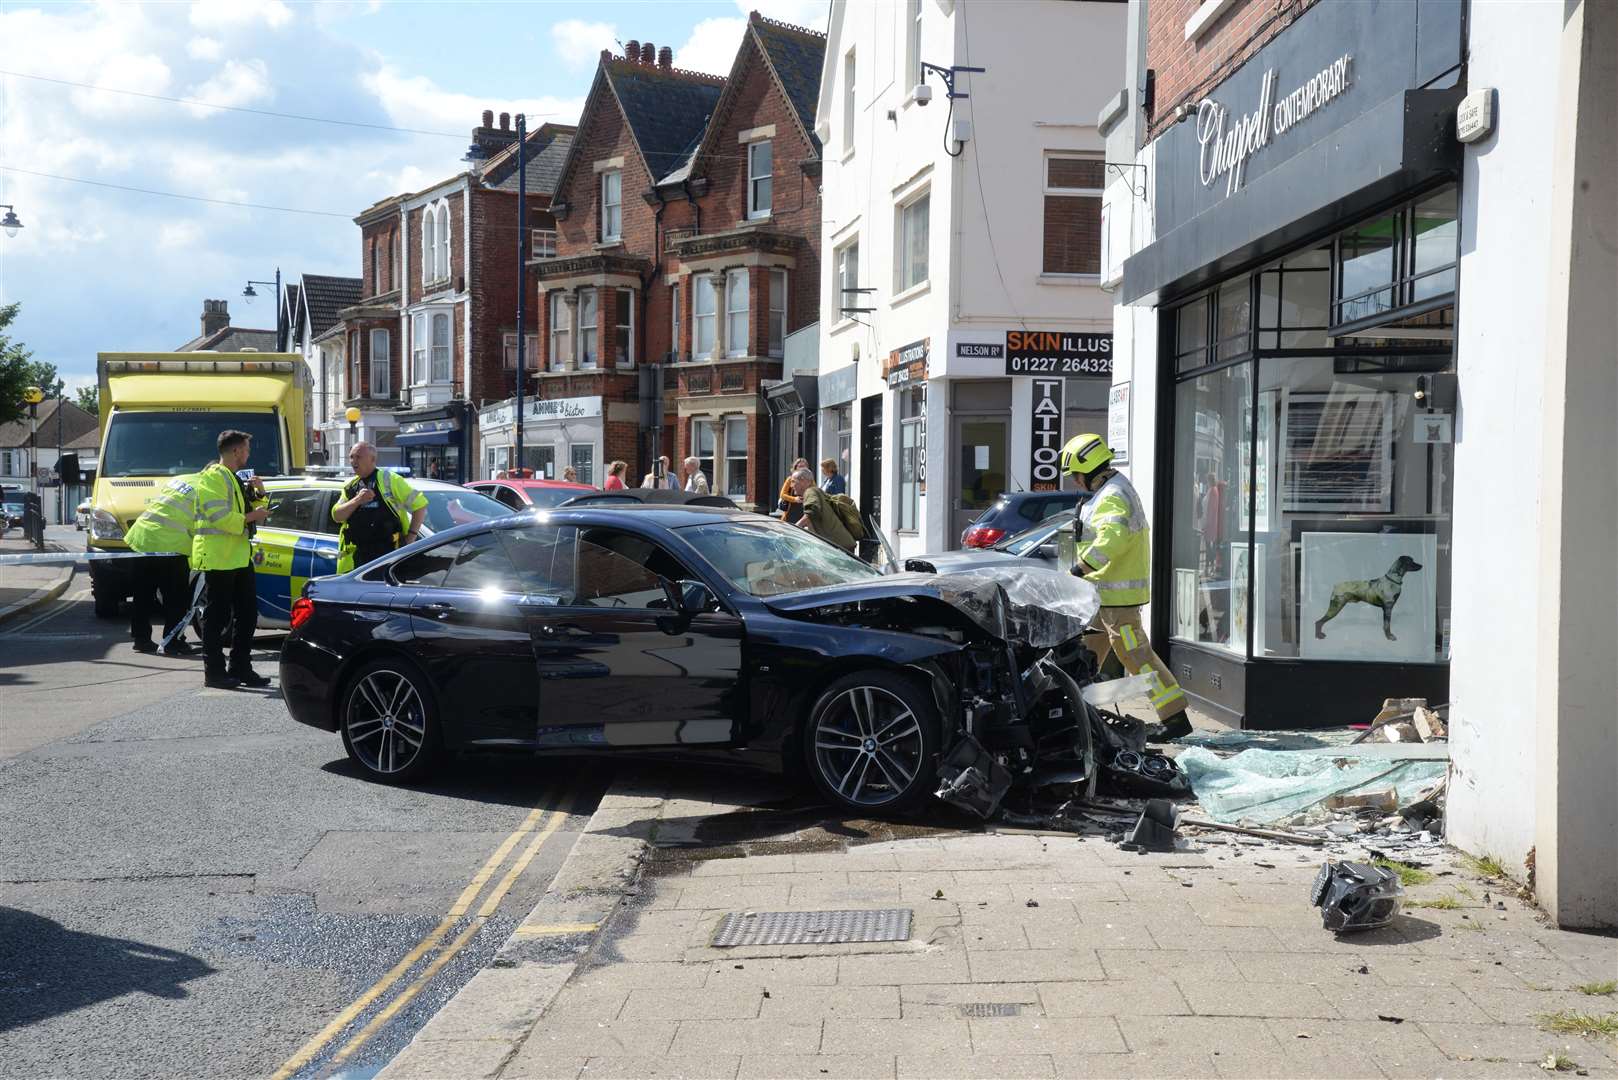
[{"left": 764, "top": 567, "right": 1105, "bottom": 818}]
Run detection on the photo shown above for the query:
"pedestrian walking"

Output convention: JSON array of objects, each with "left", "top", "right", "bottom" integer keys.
[
  {"left": 819, "top": 457, "right": 846, "bottom": 496},
  {"left": 681, "top": 455, "right": 710, "bottom": 495},
  {"left": 791, "top": 468, "right": 857, "bottom": 553},
  {"left": 1060, "top": 433, "right": 1191, "bottom": 741},
  {"left": 123, "top": 474, "right": 199, "bottom": 656},
  {"left": 777, "top": 457, "right": 809, "bottom": 523},
  {"left": 331, "top": 442, "right": 428, "bottom": 574},
  {"left": 604, "top": 461, "right": 628, "bottom": 490},
  {"left": 193, "top": 430, "right": 272, "bottom": 689}
]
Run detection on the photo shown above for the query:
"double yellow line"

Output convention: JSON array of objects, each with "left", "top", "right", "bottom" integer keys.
[{"left": 271, "top": 791, "right": 579, "bottom": 1080}]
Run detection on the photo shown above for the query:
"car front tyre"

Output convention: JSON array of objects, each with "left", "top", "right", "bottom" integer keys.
[
  {"left": 340, "top": 657, "right": 440, "bottom": 783},
  {"left": 804, "top": 670, "right": 940, "bottom": 815}
]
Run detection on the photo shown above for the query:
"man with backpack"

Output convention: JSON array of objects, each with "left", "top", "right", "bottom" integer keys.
[{"left": 790, "top": 468, "right": 863, "bottom": 554}]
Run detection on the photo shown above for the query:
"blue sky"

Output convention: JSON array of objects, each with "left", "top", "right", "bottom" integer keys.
[{"left": 0, "top": 0, "right": 828, "bottom": 397}]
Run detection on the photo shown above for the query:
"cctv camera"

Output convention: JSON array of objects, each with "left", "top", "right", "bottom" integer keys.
[{"left": 913, "top": 83, "right": 933, "bottom": 106}]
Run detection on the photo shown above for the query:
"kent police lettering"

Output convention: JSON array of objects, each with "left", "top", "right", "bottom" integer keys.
[
  {"left": 1004, "top": 331, "right": 1112, "bottom": 377},
  {"left": 1198, "top": 54, "right": 1353, "bottom": 197}
]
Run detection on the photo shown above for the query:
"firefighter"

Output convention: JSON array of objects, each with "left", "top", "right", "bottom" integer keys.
[
  {"left": 331, "top": 442, "right": 427, "bottom": 574},
  {"left": 193, "top": 430, "right": 272, "bottom": 689},
  {"left": 1061, "top": 433, "right": 1192, "bottom": 741},
  {"left": 123, "top": 475, "right": 199, "bottom": 656}
]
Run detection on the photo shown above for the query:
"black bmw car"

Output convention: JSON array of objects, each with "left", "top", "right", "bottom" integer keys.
[{"left": 280, "top": 505, "right": 1103, "bottom": 815}]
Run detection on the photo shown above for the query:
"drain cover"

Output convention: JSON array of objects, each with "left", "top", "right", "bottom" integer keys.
[{"left": 711, "top": 908, "right": 912, "bottom": 948}]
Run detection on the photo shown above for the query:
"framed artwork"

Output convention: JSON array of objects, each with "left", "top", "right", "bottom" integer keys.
[
  {"left": 1173, "top": 568, "right": 1198, "bottom": 641},
  {"left": 1300, "top": 531, "right": 1439, "bottom": 662},
  {"left": 1281, "top": 390, "right": 1395, "bottom": 513},
  {"left": 1240, "top": 391, "right": 1280, "bottom": 532},
  {"left": 1228, "top": 540, "right": 1266, "bottom": 655}
]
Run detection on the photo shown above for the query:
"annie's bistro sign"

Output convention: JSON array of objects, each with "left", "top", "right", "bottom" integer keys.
[{"left": 1199, "top": 53, "right": 1353, "bottom": 197}]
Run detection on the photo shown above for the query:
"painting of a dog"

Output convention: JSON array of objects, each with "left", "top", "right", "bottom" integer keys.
[{"left": 1314, "top": 555, "right": 1423, "bottom": 641}]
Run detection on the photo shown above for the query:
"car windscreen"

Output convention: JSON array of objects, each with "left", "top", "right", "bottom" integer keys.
[
  {"left": 998, "top": 512, "right": 1073, "bottom": 556},
  {"left": 102, "top": 411, "right": 283, "bottom": 477},
  {"left": 419, "top": 487, "right": 513, "bottom": 533},
  {"left": 678, "top": 518, "right": 882, "bottom": 597}
]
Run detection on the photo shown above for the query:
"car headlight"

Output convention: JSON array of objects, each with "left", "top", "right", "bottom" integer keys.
[{"left": 89, "top": 508, "right": 125, "bottom": 540}]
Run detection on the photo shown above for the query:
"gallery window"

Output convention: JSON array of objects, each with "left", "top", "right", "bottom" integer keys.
[
  {"left": 747, "top": 140, "right": 773, "bottom": 219},
  {"left": 1166, "top": 185, "right": 1457, "bottom": 667},
  {"left": 693, "top": 274, "right": 717, "bottom": 357},
  {"left": 1042, "top": 154, "right": 1103, "bottom": 276},
  {"left": 724, "top": 269, "right": 749, "bottom": 358},
  {"left": 548, "top": 292, "right": 572, "bottom": 369},
  {"left": 370, "top": 329, "right": 391, "bottom": 397},
  {"left": 599, "top": 170, "right": 622, "bottom": 243},
  {"left": 615, "top": 287, "right": 634, "bottom": 367},
  {"left": 768, "top": 270, "right": 787, "bottom": 358},
  {"left": 577, "top": 289, "right": 599, "bottom": 368},
  {"left": 895, "top": 191, "right": 930, "bottom": 293},
  {"left": 897, "top": 385, "right": 925, "bottom": 532}
]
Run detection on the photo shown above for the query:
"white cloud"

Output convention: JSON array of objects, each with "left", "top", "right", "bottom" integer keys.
[
  {"left": 185, "top": 58, "right": 273, "bottom": 116},
  {"left": 188, "top": 0, "right": 293, "bottom": 31},
  {"left": 157, "top": 221, "right": 205, "bottom": 250},
  {"left": 673, "top": 18, "right": 747, "bottom": 77},
  {"left": 741, "top": 0, "right": 830, "bottom": 30},
  {"left": 551, "top": 19, "right": 618, "bottom": 72},
  {"left": 362, "top": 65, "right": 582, "bottom": 143},
  {"left": 187, "top": 37, "right": 223, "bottom": 60}
]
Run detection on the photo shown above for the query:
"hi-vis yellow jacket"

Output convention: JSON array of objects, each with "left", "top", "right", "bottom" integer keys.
[
  {"left": 191, "top": 462, "right": 264, "bottom": 571},
  {"left": 333, "top": 468, "right": 428, "bottom": 574},
  {"left": 125, "top": 476, "right": 200, "bottom": 558},
  {"left": 1075, "top": 472, "right": 1151, "bottom": 607}
]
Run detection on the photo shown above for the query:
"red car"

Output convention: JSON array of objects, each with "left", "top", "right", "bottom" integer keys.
[{"left": 467, "top": 477, "right": 596, "bottom": 512}]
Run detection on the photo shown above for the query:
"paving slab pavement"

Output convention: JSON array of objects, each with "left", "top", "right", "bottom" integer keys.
[
  {"left": 380, "top": 767, "right": 1618, "bottom": 1080},
  {"left": 0, "top": 534, "right": 74, "bottom": 625}
]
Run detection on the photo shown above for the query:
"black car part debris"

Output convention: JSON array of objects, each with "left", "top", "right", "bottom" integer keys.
[
  {"left": 1118, "top": 798, "right": 1179, "bottom": 852},
  {"left": 935, "top": 734, "right": 1013, "bottom": 818},
  {"left": 1090, "top": 705, "right": 1192, "bottom": 799},
  {"left": 1310, "top": 860, "right": 1405, "bottom": 932}
]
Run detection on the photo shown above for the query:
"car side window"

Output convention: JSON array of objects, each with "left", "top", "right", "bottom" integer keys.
[
  {"left": 441, "top": 532, "right": 523, "bottom": 593},
  {"left": 496, "top": 487, "right": 528, "bottom": 510},
  {"left": 574, "top": 527, "right": 690, "bottom": 608},
  {"left": 393, "top": 541, "right": 461, "bottom": 588},
  {"left": 1017, "top": 499, "right": 1044, "bottom": 523},
  {"left": 496, "top": 524, "right": 576, "bottom": 602},
  {"left": 264, "top": 488, "right": 328, "bottom": 533}
]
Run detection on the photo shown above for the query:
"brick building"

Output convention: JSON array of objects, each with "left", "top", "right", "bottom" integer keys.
[
  {"left": 526, "top": 14, "right": 825, "bottom": 505},
  {"left": 323, "top": 112, "right": 573, "bottom": 480}
]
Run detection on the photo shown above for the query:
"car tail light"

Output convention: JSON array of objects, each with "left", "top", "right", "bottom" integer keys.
[
  {"left": 961, "top": 526, "right": 1005, "bottom": 548},
  {"left": 290, "top": 597, "right": 314, "bottom": 631}
]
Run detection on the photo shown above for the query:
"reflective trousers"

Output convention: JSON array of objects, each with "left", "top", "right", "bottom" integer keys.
[{"left": 1084, "top": 605, "right": 1188, "bottom": 721}]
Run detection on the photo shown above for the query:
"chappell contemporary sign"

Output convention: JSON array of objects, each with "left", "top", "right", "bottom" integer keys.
[{"left": 1198, "top": 53, "right": 1354, "bottom": 197}]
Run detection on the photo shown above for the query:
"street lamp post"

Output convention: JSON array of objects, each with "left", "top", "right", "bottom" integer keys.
[
  {"left": 22, "top": 386, "right": 42, "bottom": 545},
  {"left": 242, "top": 269, "right": 284, "bottom": 350},
  {"left": 345, "top": 406, "right": 361, "bottom": 458}
]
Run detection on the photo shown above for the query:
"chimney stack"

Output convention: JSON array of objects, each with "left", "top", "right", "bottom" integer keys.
[
  {"left": 482, "top": 109, "right": 494, "bottom": 128},
  {"left": 625, "top": 39, "right": 639, "bottom": 61},
  {"left": 499, "top": 112, "right": 510, "bottom": 130},
  {"left": 472, "top": 108, "right": 520, "bottom": 158},
  {"left": 658, "top": 46, "right": 673, "bottom": 69},
  {"left": 201, "top": 299, "right": 230, "bottom": 338},
  {"left": 640, "top": 41, "right": 655, "bottom": 65}
]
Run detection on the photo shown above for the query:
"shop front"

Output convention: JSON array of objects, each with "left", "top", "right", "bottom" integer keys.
[
  {"left": 476, "top": 395, "right": 602, "bottom": 483},
  {"left": 395, "top": 401, "right": 474, "bottom": 483},
  {"left": 1120, "top": 0, "right": 1464, "bottom": 727}
]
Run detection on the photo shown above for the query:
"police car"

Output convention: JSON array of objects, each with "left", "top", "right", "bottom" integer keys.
[{"left": 251, "top": 471, "right": 512, "bottom": 628}]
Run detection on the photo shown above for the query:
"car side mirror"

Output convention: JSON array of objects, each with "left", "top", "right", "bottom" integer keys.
[{"left": 673, "top": 579, "right": 715, "bottom": 615}]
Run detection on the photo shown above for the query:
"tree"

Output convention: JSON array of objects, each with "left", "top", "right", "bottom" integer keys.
[
  {"left": 75, "top": 384, "right": 100, "bottom": 417},
  {"left": 25, "top": 359, "right": 60, "bottom": 394},
  {"left": 0, "top": 302, "right": 37, "bottom": 426}
]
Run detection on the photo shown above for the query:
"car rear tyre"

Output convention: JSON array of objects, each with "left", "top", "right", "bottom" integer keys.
[
  {"left": 340, "top": 657, "right": 439, "bottom": 783},
  {"left": 804, "top": 670, "right": 939, "bottom": 815}
]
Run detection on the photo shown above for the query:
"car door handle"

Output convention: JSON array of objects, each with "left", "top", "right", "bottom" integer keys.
[{"left": 419, "top": 601, "right": 456, "bottom": 619}]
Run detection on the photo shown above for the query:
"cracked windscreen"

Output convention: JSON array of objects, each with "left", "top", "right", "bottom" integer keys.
[
  {"left": 679, "top": 518, "right": 882, "bottom": 597},
  {"left": 998, "top": 511, "right": 1074, "bottom": 556}
]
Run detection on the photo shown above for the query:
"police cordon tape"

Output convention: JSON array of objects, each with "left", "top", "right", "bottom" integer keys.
[{"left": 0, "top": 550, "right": 156, "bottom": 565}]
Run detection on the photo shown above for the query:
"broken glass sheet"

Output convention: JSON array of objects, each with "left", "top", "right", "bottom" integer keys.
[
  {"left": 1179, "top": 746, "right": 1447, "bottom": 825},
  {"left": 937, "top": 567, "right": 1101, "bottom": 649}
]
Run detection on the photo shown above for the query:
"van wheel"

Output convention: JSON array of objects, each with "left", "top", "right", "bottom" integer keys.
[
  {"left": 92, "top": 588, "right": 120, "bottom": 619},
  {"left": 340, "top": 657, "right": 440, "bottom": 783},
  {"left": 803, "top": 670, "right": 939, "bottom": 815}
]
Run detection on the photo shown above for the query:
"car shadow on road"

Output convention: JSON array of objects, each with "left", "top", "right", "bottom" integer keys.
[
  {"left": 0, "top": 906, "right": 215, "bottom": 1033},
  {"left": 318, "top": 753, "right": 613, "bottom": 812}
]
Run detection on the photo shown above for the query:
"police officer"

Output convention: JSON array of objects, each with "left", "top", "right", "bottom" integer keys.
[
  {"left": 124, "top": 474, "right": 199, "bottom": 656},
  {"left": 331, "top": 442, "right": 427, "bottom": 573},
  {"left": 1061, "top": 433, "right": 1192, "bottom": 741},
  {"left": 194, "top": 430, "right": 271, "bottom": 690}
]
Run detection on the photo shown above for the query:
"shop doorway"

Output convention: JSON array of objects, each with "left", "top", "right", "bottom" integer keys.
[
  {"left": 952, "top": 416, "right": 1009, "bottom": 543},
  {"left": 859, "top": 394, "right": 882, "bottom": 524}
]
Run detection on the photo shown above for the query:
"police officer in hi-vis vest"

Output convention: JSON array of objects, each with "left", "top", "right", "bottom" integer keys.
[
  {"left": 1061, "top": 433, "right": 1192, "bottom": 742},
  {"left": 192, "top": 429, "right": 272, "bottom": 689},
  {"left": 123, "top": 475, "right": 200, "bottom": 656},
  {"left": 331, "top": 442, "right": 427, "bottom": 574}
]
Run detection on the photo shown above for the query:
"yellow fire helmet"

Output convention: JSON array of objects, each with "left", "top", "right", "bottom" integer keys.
[{"left": 1060, "top": 433, "right": 1114, "bottom": 477}]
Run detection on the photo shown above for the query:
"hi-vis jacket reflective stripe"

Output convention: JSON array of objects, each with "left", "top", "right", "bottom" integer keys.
[
  {"left": 1076, "top": 471, "right": 1151, "bottom": 607},
  {"left": 125, "top": 476, "right": 200, "bottom": 558},
  {"left": 191, "top": 462, "right": 263, "bottom": 571},
  {"left": 333, "top": 468, "right": 428, "bottom": 574}
]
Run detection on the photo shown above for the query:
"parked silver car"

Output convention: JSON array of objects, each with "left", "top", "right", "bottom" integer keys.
[{"left": 904, "top": 511, "right": 1073, "bottom": 575}]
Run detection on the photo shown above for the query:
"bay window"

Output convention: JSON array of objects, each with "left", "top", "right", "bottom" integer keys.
[
  {"left": 768, "top": 270, "right": 787, "bottom": 358},
  {"left": 724, "top": 417, "right": 749, "bottom": 499},
  {"left": 412, "top": 313, "right": 428, "bottom": 384},
  {"left": 577, "top": 289, "right": 599, "bottom": 368},
  {"left": 693, "top": 274, "right": 717, "bottom": 357},
  {"left": 370, "top": 328, "right": 390, "bottom": 397},
  {"left": 548, "top": 292, "right": 571, "bottom": 369},
  {"left": 430, "top": 312, "right": 451, "bottom": 382},
  {"left": 692, "top": 419, "right": 716, "bottom": 489},
  {"left": 724, "top": 268, "right": 749, "bottom": 358},
  {"left": 348, "top": 331, "right": 361, "bottom": 397},
  {"left": 747, "top": 140, "right": 772, "bottom": 219},
  {"left": 615, "top": 287, "right": 634, "bottom": 367}
]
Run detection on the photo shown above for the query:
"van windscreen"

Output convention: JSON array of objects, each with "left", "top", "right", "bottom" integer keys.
[{"left": 102, "top": 411, "right": 283, "bottom": 477}]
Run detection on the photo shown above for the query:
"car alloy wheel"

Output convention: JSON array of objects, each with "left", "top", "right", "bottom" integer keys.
[
  {"left": 342, "top": 660, "right": 436, "bottom": 781},
  {"left": 807, "top": 672, "right": 938, "bottom": 813}
]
